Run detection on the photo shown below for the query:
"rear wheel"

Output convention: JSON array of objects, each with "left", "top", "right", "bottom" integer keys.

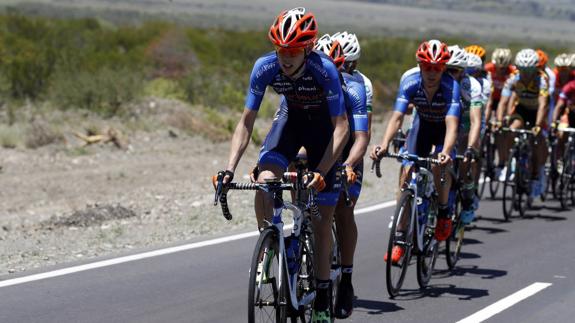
[
  {"left": 328, "top": 223, "right": 340, "bottom": 323},
  {"left": 559, "top": 150, "right": 573, "bottom": 209},
  {"left": 295, "top": 225, "right": 315, "bottom": 322},
  {"left": 385, "top": 191, "right": 414, "bottom": 298},
  {"left": 248, "top": 227, "right": 286, "bottom": 323},
  {"left": 502, "top": 155, "right": 517, "bottom": 221}
]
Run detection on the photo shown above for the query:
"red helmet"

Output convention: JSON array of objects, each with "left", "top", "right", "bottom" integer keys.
[
  {"left": 268, "top": 7, "right": 318, "bottom": 49},
  {"left": 536, "top": 49, "right": 548, "bottom": 68},
  {"left": 314, "top": 34, "right": 345, "bottom": 69},
  {"left": 416, "top": 40, "right": 450, "bottom": 65}
]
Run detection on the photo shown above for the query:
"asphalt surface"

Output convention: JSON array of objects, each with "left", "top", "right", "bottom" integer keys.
[{"left": 1, "top": 193, "right": 574, "bottom": 323}]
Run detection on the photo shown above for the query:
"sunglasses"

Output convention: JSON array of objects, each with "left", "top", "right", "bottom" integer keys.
[
  {"left": 275, "top": 45, "right": 306, "bottom": 57},
  {"left": 518, "top": 66, "right": 537, "bottom": 73},
  {"left": 419, "top": 63, "right": 445, "bottom": 73},
  {"left": 447, "top": 67, "right": 464, "bottom": 74}
]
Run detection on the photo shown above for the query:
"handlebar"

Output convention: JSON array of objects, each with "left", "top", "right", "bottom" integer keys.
[
  {"left": 558, "top": 127, "right": 575, "bottom": 133},
  {"left": 500, "top": 127, "right": 535, "bottom": 135}
]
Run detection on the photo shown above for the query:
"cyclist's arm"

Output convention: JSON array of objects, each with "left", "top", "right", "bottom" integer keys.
[
  {"left": 226, "top": 108, "right": 258, "bottom": 172},
  {"left": 468, "top": 105, "right": 483, "bottom": 149},
  {"left": 367, "top": 111, "right": 373, "bottom": 143},
  {"left": 552, "top": 98, "right": 566, "bottom": 123},
  {"left": 536, "top": 94, "right": 548, "bottom": 128},
  {"left": 505, "top": 92, "right": 518, "bottom": 118},
  {"left": 378, "top": 111, "right": 404, "bottom": 151},
  {"left": 443, "top": 115, "right": 459, "bottom": 155},
  {"left": 344, "top": 130, "right": 368, "bottom": 167},
  {"left": 316, "top": 115, "right": 349, "bottom": 175},
  {"left": 485, "top": 94, "right": 494, "bottom": 121}
]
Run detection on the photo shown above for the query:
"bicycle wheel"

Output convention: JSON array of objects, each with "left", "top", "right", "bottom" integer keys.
[
  {"left": 417, "top": 197, "right": 439, "bottom": 288},
  {"left": 248, "top": 227, "right": 287, "bottom": 323},
  {"left": 559, "top": 150, "right": 573, "bottom": 209},
  {"left": 385, "top": 190, "right": 414, "bottom": 298},
  {"left": 477, "top": 138, "right": 489, "bottom": 200},
  {"left": 295, "top": 224, "right": 315, "bottom": 322},
  {"left": 328, "top": 223, "right": 340, "bottom": 323},
  {"left": 445, "top": 193, "right": 464, "bottom": 270},
  {"left": 502, "top": 155, "right": 517, "bottom": 221}
]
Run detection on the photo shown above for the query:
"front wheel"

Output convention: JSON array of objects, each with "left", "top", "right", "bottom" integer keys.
[
  {"left": 417, "top": 195, "right": 439, "bottom": 288},
  {"left": 502, "top": 156, "right": 517, "bottom": 221},
  {"left": 385, "top": 191, "right": 414, "bottom": 298},
  {"left": 248, "top": 227, "right": 286, "bottom": 323}
]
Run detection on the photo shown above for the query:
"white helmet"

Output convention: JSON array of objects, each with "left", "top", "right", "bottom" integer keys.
[
  {"left": 571, "top": 53, "right": 575, "bottom": 68},
  {"left": 447, "top": 45, "right": 468, "bottom": 68},
  {"left": 515, "top": 49, "right": 539, "bottom": 68},
  {"left": 491, "top": 48, "right": 513, "bottom": 67},
  {"left": 314, "top": 34, "right": 333, "bottom": 54},
  {"left": 554, "top": 53, "right": 571, "bottom": 67},
  {"left": 332, "top": 31, "right": 361, "bottom": 61},
  {"left": 467, "top": 53, "right": 483, "bottom": 69}
]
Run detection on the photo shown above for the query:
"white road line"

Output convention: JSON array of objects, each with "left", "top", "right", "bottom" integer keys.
[
  {"left": 456, "top": 282, "right": 552, "bottom": 323},
  {"left": 0, "top": 200, "right": 395, "bottom": 288}
]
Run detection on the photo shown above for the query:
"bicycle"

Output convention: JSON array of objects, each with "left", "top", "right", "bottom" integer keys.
[
  {"left": 501, "top": 127, "right": 535, "bottom": 220},
  {"left": 214, "top": 168, "right": 322, "bottom": 323},
  {"left": 558, "top": 127, "right": 575, "bottom": 209},
  {"left": 478, "top": 122, "right": 501, "bottom": 199},
  {"left": 372, "top": 152, "right": 441, "bottom": 298}
]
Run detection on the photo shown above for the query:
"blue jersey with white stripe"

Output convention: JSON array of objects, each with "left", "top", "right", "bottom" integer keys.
[{"left": 342, "top": 72, "right": 368, "bottom": 133}]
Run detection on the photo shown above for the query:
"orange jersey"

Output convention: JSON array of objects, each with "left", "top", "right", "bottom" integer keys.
[{"left": 485, "top": 62, "right": 516, "bottom": 101}]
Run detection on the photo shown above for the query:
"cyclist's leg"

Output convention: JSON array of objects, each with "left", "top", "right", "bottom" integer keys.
[{"left": 256, "top": 110, "right": 299, "bottom": 228}]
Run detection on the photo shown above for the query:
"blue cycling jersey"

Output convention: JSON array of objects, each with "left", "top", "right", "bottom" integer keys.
[
  {"left": 245, "top": 51, "right": 345, "bottom": 117},
  {"left": 342, "top": 72, "right": 368, "bottom": 133},
  {"left": 394, "top": 70, "right": 461, "bottom": 157},
  {"left": 394, "top": 72, "right": 461, "bottom": 122}
]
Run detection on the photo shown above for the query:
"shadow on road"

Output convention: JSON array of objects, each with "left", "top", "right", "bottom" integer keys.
[
  {"left": 466, "top": 224, "right": 508, "bottom": 234},
  {"left": 392, "top": 284, "right": 489, "bottom": 301},
  {"left": 439, "top": 265, "right": 507, "bottom": 280},
  {"left": 475, "top": 215, "right": 507, "bottom": 223},
  {"left": 354, "top": 297, "right": 403, "bottom": 315}
]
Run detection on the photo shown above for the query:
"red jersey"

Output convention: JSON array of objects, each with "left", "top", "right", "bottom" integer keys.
[
  {"left": 485, "top": 62, "right": 516, "bottom": 101},
  {"left": 554, "top": 67, "right": 575, "bottom": 102},
  {"left": 559, "top": 80, "right": 575, "bottom": 106}
]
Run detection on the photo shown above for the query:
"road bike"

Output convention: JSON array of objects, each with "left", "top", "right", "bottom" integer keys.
[
  {"left": 501, "top": 127, "right": 535, "bottom": 220},
  {"left": 373, "top": 152, "right": 441, "bottom": 298},
  {"left": 214, "top": 168, "right": 321, "bottom": 323}
]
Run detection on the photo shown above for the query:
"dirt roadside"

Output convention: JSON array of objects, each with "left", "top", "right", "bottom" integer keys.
[{"left": 0, "top": 100, "right": 400, "bottom": 275}]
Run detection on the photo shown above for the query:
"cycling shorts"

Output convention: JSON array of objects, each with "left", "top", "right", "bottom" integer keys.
[
  {"left": 407, "top": 119, "right": 446, "bottom": 158},
  {"left": 510, "top": 105, "right": 537, "bottom": 127},
  {"left": 258, "top": 105, "right": 339, "bottom": 206}
]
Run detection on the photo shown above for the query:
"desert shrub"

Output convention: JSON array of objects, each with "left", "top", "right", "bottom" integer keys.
[
  {"left": 49, "top": 67, "right": 144, "bottom": 116},
  {"left": 25, "top": 121, "right": 64, "bottom": 148}
]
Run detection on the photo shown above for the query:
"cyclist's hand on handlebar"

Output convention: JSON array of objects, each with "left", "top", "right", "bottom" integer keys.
[
  {"left": 249, "top": 165, "right": 259, "bottom": 183},
  {"left": 370, "top": 145, "right": 387, "bottom": 161},
  {"left": 344, "top": 164, "right": 356, "bottom": 184},
  {"left": 493, "top": 120, "right": 502, "bottom": 130},
  {"left": 438, "top": 152, "right": 452, "bottom": 166},
  {"left": 532, "top": 126, "right": 541, "bottom": 136},
  {"left": 305, "top": 171, "right": 326, "bottom": 192},
  {"left": 212, "top": 170, "right": 234, "bottom": 189},
  {"left": 464, "top": 146, "right": 478, "bottom": 163}
]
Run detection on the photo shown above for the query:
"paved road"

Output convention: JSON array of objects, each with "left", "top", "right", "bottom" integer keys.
[{"left": 1, "top": 195, "right": 574, "bottom": 322}]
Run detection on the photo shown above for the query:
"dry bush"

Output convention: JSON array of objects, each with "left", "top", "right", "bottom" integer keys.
[
  {"left": 164, "top": 107, "right": 231, "bottom": 142},
  {"left": 25, "top": 121, "right": 65, "bottom": 149}
]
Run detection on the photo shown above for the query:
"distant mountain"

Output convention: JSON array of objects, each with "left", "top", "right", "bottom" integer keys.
[{"left": 356, "top": 0, "right": 575, "bottom": 21}]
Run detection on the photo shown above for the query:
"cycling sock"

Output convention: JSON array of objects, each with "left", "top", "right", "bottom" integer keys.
[
  {"left": 314, "top": 279, "right": 331, "bottom": 311},
  {"left": 438, "top": 203, "right": 450, "bottom": 219},
  {"left": 341, "top": 265, "right": 353, "bottom": 286}
]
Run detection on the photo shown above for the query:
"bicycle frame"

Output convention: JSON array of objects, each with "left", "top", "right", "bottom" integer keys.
[{"left": 403, "top": 163, "right": 436, "bottom": 253}]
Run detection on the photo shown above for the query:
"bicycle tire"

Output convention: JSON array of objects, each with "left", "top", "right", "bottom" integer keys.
[
  {"left": 445, "top": 193, "right": 463, "bottom": 270},
  {"left": 502, "top": 155, "right": 517, "bottom": 221},
  {"left": 477, "top": 139, "right": 489, "bottom": 200},
  {"left": 328, "top": 223, "right": 340, "bottom": 323},
  {"left": 385, "top": 191, "right": 414, "bottom": 298},
  {"left": 559, "top": 150, "right": 573, "bottom": 209},
  {"left": 294, "top": 224, "right": 315, "bottom": 323},
  {"left": 417, "top": 196, "right": 439, "bottom": 288},
  {"left": 248, "top": 227, "right": 287, "bottom": 323}
]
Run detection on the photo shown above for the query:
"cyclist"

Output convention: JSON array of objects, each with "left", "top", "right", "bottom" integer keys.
[
  {"left": 321, "top": 31, "right": 369, "bottom": 319},
  {"left": 496, "top": 49, "right": 549, "bottom": 197},
  {"left": 537, "top": 49, "right": 557, "bottom": 124},
  {"left": 485, "top": 49, "right": 516, "bottom": 177},
  {"left": 214, "top": 8, "right": 349, "bottom": 322},
  {"left": 332, "top": 31, "right": 374, "bottom": 141},
  {"left": 447, "top": 45, "right": 484, "bottom": 224},
  {"left": 370, "top": 39, "right": 460, "bottom": 263},
  {"left": 553, "top": 53, "right": 575, "bottom": 104}
]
